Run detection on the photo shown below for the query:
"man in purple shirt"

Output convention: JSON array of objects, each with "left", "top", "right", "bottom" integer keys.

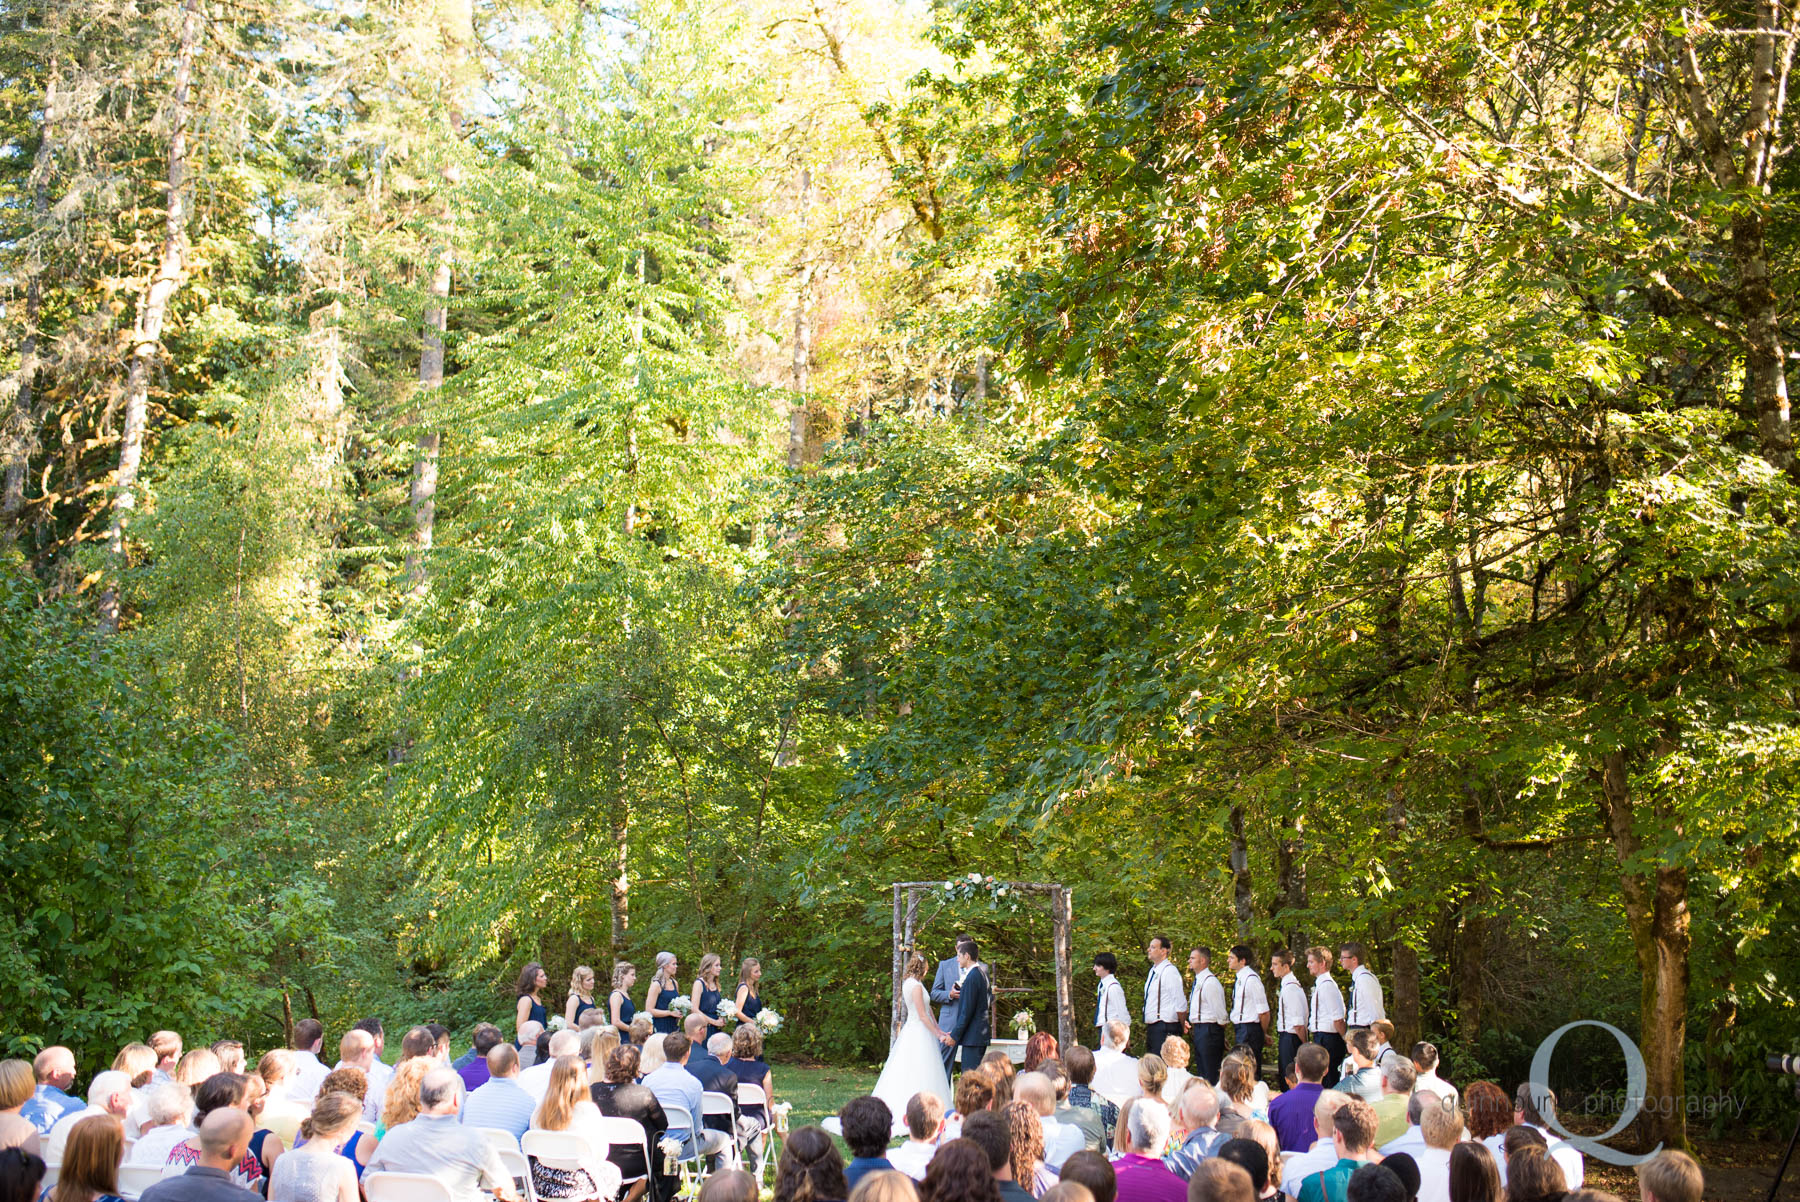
[
  {"left": 456, "top": 1025, "right": 504, "bottom": 1092},
  {"left": 1270, "top": 1044, "right": 1331, "bottom": 1152},
  {"left": 1113, "top": 1098, "right": 1188, "bottom": 1202}
]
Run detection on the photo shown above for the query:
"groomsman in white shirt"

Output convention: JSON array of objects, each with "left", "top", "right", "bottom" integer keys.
[
  {"left": 1306, "top": 946, "right": 1347, "bottom": 1088},
  {"left": 1185, "top": 947, "right": 1228, "bottom": 1085},
  {"left": 1340, "top": 942, "right": 1385, "bottom": 1035},
  {"left": 1093, "top": 952, "right": 1130, "bottom": 1045},
  {"left": 1227, "top": 944, "right": 1269, "bottom": 1073},
  {"left": 1142, "top": 937, "right": 1184, "bottom": 1058},
  {"left": 1270, "top": 949, "right": 1309, "bottom": 1086}
]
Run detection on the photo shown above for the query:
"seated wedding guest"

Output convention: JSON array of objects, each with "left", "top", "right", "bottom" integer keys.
[
  {"left": 163, "top": 1075, "right": 268, "bottom": 1192},
  {"left": 918, "top": 1139, "right": 997, "bottom": 1202},
  {"left": 397, "top": 1028, "right": 436, "bottom": 1066},
  {"left": 1447, "top": 1145, "right": 1500, "bottom": 1202},
  {"left": 333, "top": 1031, "right": 382, "bottom": 1124},
  {"left": 0, "top": 1062, "right": 41, "bottom": 1155},
  {"left": 1501, "top": 1147, "right": 1564, "bottom": 1202},
  {"left": 1459, "top": 1086, "right": 1510, "bottom": 1186},
  {"left": 311, "top": 1069, "right": 375, "bottom": 1177},
  {"left": 773, "top": 1126, "right": 849, "bottom": 1202},
  {"left": 365, "top": 1070, "right": 518, "bottom": 1202},
  {"left": 688, "top": 1036, "right": 739, "bottom": 1120},
  {"left": 1412, "top": 1100, "right": 1461, "bottom": 1202},
  {"left": 891, "top": 1093, "right": 946, "bottom": 1181},
  {"left": 1332, "top": 1036, "right": 1381, "bottom": 1106},
  {"left": 140, "top": 1109, "right": 262, "bottom": 1202},
  {"left": 529, "top": 1057, "right": 622, "bottom": 1202},
  {"left": 1216, "top": 1053, "right": 1270, "bottom": 1121},
  {"left": 1002, "top": 1101, "right": 1056, "bottom": 1199},
  {"left": 1379, "top": 1095, "right": 1426, "bottom": 1158},
  {"left": 129, "top": 1087, "right": 195, "bottom": 1168},
  {"left": 1160, "top": 1042, "right": 1194, "bottom": 1106},
  {"left": 22, "top": 1048, "right": 82, "bottom": 1135},
  {"left": 49, "top": 1114, "right": 127, "bottom": 1202},
  {"left": 683, "top": 1016, "right": 713, "bottom": 1067},
  {"left": 1511, "top": 1088, "right": 1581, "bottom": 1190},
  {"left": 1294, "top": 1098, "right": 1379, "bottom": 1202},
  {"left": 1232, "top": 1127, "right": 1281, "bottom": 1201},
  {"left": 1045, "top": 1186, "right": 1093, "bottom": 1202},
  {"left": 1409, "top": 1049, "right": 1455, "bottom": 1106},
  {"left": 1346, "top": 1166, "right": 1405, "bottom": 1202},
  {"left": 1372, "top": 1062, "right": 1415, "bottom": 1149},
  {"left": 1024, "top": 1036, "right": 1060, "bottom": 1076},
  {"left": 288, "top": 1022, "right": 330, "bottom": 1106},
  {"left": 627, "top": 1018, "right": 655, "bottom": 1050},
  {"left": 644, "top": 1035, "right": 728, "bottom": 1166},
  {"left": 176, "top": 1053, "right": 222, "bottom": 1096},
  {"left": 114, "top": 1045, "right": 157, "bottom": 1138},
  {"left": 984, "top": 1057, "right": 1018, "bottom": 1111},
  {"left": 1108, "top": 1100, "right": 1184, "bottom": 1202},
  {"left": 516, "top": 1023, "right": 546, "bottom": 1071},
  {"left": 1635, "top": 1151, "right": 1701, "bottom": 1202},
  {"left": 1163, "top": 1087, "right": 1226, "bottom": 1181},
  {"left": 150, "top": 1036, "right": 184, "bottom": 1089},
  {"left": 1137, "top": 1058, "right": 1170, "bottom": 1109},
  {"left": 962, "top": 1111, "right": 1034, "bottom": 1202},
  {"left": 1016, "top": 1074, "right": 1081, "bottom": 1171},
  {"left": 590, "top": 1045, "right": 669, "bottom": 1202},
  {"left": 851, "top": 1171, "right": 920, "bottom": 1202},
  {"left": 462, "top": 1045, "right": 535, "bottom": 1141},
  {"left": 0, "top": 1146, "right": 46, "bottom": 1202},
  {"left": 1049, "top": 1062, "right": 1102, "bottom": 1152},
  {"left": 636, "top": 1033, "right": 667, "bottom": 1078},
  {"left": 268, "top": 1092, "right": 359, "bottom": 1202},
  {"left": 1189, "top": 1160, "right": 1256, "bottom": 1202},
  {"left": 1058, "top": 1152, "right": 1116, "bottom": 1202},
  {"left": 841, "top": 1097, "right": 898, "bottom": 1191},
  {"left": 1376, "top": 1156, "right": 1418, "bottom": 1202},
  {"left": 1278, "top": 1093, "right": 1349, "bottom": 1198},
  {"left": 1093, "top": 1026, "right": 1140, "bottom": 1101},
  {"left": 1368, "top": 1028, "right": 1399, "bottom": 1075},
  {"left": 458, "top": 1025, "right": 503, "bottom": 1092},
  {"left": 239, "top": 1076, "right": 287, "bottom": 1182},
  {"left": 45, "top": 1073, "right": 132, "bottom": 1164},
  {"left": 581, "top": 1032, "right": 621, "bottom": 1082},
  {"left": 428, "top": 1027, "right": 453, "bottom": 1066},
  {"left": 727, "top": 1025, "right": 774, "bottom": 1132},
  {"left": 1269, "top": 1045, "right": 1329, "bottom": 1154},
  {"left": 945, "top": 1069, "right": 997, "bottom": 1142},
  {"left": 1063, "top": 1049, "right": 1117, "bottom": 1146},
  {"left": 211, "top": 1046, "right": 246, "bottom": 1078},
  {"left": 351, "top": 1022, "right": 392, "bottom": 1101},
  {"left": 1215, "top": 1060, "right": 1259, "bottom": 1140},
  {"left": 701, "top": 1170, "right": 761, "bottom": 1202},
  {"left": 257, "top": 1053, "right": 308, "bottom": 1147},
  {"left": 380, "top": 1059, "right": 433, "bottom": 1135}
]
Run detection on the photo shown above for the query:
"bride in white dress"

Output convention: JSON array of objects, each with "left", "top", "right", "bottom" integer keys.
[{"left": 874, "top": 954, "right": 954, "bottom": 1123}]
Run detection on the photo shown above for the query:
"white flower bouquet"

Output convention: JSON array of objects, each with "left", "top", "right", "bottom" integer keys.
[
  {"left": 1011, "top": 1009, "right": 1036, "bottom": 1037},
  {"left": 657, "top": 1137, "right": 683, "bottom": 1174},
  {"left": 669, "top": 995, "right": 694, "bottom": 1017},
  {"left": 717, "top": 999, "right": 739, "bottom": 1023},
  {"left": 546, "top": 1015, "right": 569, "bottom": 1032},
  {"left": 756, "top": 1008, "right": 783, "bottom": 1035}
]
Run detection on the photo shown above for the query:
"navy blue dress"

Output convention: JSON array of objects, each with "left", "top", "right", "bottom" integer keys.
[
  {"left": 653, "top": 982, "right": 680, "bottom": 1034},
  {"left": 572, "top": 994, "right": 596, "bottom": 1024},
  {"left": 738, "top": 988, "right": 763, "bottom": 1021},
  {"left": 697, "top": 982, "right": 723, "bottom": 1022},
  {"left": 610, "top": 989, "right": 637, "bottom": 1030}
]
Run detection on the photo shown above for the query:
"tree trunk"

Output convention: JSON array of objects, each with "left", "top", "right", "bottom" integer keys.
[
  {"left": 1704, "top": 886, "right": 1737, "bottom": 1135},
  {"left": 101, "top": 0, "right": 201, "bottom": 630},
  {"left": 403, "top": 252, "right": 450, "bottom": 596},
  {"left": 788, "top": 169, "right": 814, "bottom": 469},
  {"left": 1457, "top": 783, "right": 1488, "bottom": 1048},
  {"left": 1272, "top": 807, "right": 1305, "bottom": 951},
  {"left": 609, "top": 742, "right": 630, "bottom": 949},
  {"left": 1601, "top": 750, "right": 1691, "bottom": 1151},
  {"left": 2, "top": 62, "right": 58, "bottom": 521},
  {"left": 1228, "top": 803, "right": 1253, "bottom": 949},
  {"left": 1391, "top": 941, "right": 1421, "bottom": 1052}
]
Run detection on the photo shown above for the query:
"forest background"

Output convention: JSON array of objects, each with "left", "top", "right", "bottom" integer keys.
[{"left": 4, "top": 0, "right": 1800, "bottom": 1156}]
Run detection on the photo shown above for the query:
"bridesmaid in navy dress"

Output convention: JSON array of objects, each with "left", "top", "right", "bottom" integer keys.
[
  {"left": 515, "top": 962, "right": 549, "bottom": 1042},
  {"left": 608, "top": 961, "right": 638, "bottom": 1038},
  {"left": 645, "top": 952, "right": 681, "bottom": 1034},
  {"left": 733, "top": 957, "right": 764, "bottom": 1023},
  {"left": 564, "top": 965, "right": 597, "bottom": 1028},
  {"left": 691, "top": 953, "right": 726, "bottom": 1032}
]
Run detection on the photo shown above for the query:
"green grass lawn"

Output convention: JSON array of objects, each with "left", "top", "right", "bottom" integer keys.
[{"left": 768, "top": 1061, "right": 882, "bottom": 1129}]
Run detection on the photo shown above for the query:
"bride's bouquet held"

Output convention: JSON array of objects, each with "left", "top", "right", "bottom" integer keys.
[
  {"left": 717, "top": 999, "right": 739, "bottom": 1023},
  {"left": 669, "top": 995, "right": 694, "bottom": 1017},
  {"left": 755, "top": 1008, "right": 783, "bottom": 1036}
]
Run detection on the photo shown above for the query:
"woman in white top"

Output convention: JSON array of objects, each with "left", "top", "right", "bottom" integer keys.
[
  {"left": 1157, "top": 1038, "right": 1194, "bottom": 1105},
  {"left": 530, "top": 1056, "right": 623, "bottom": 1202},
  {"left": 269, "top": 1092, "right": 359, "bottom": 1202}
]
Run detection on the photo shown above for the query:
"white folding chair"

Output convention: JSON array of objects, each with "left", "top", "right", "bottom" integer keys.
[
  {"left": 118, "top": 1164, "right": 165, "bottom": 1201},
  {"left": 700, "top": 1092, "right": 740, "bottom": 1170},
  {"left": 521, "top": 1129, "right": 597, "bottom": 1169},
  {"left": 495, "top": 1146, "right": 535, "bottom": 1202},
  {"left": 363, "top": 1172, "right": 456, "bottom": 1202},
  {"left": 735, "top": 1084, "right": 772, "bottom": 1185},
  {"left": 594, "top": 1116, "right": 650, "bottom": 1191},
  {"left": 475, "top": 1127, "right": 521, "bottom": 1155},
  {"left": 356, "top": 1121, "right": 379, "bottom": 1142},
  {"left": 660, "top": 1104, "right": 710, "bottom": 1187}
]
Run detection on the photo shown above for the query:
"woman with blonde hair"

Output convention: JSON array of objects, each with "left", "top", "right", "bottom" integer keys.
[
  {"left": 530, "top": 1056, "right": 623, "bottom": 1202},
  {"left": 585, "top": 1032, "right": 622, "bottom": 1084},
  {"left": 379, "top": 1058, "right": 433, "bottom": 1135},
  {"left": 1158, "top": 1038, "right": 1193, "bottom": 1103},
  {"left": 848, "top": 1171, "right": 919, "bottom": 1202},
  {"left": 636, "top": 1033, "right": 668, "bottom": 1077},
  {"left": 114, "top": 1044, "right": 158, "bottom": 1138},
  {"left": 567, "top": 966, "right": 599, "bottom": 1027},
  {"left": 173, "top": 1049, "right": 220, "bottom": 1090},
  {"left": 627, "top": 1015, "right": 655, "bottom": 1048},
  {"left": 608, "top": 963, "right": 639, "bottom": 1037},
  {"left": 691, "top": 954, "right": 726, "bottom": 1031},
  {"left": 733, "top": 959, "right": 765, "bottom": 1024},
  {"left": 981, "top": 1052, "right": 1016, "bottom": 1109},
  {"left": 1240, "top": 1119, "right": 1282, "bottom": 1200},
  {"left": 49, "top": 1115, "right": 125, "bottom": 1202},
  {"left": 269, "top": 1092, "right": 359, "bottom": 1202},
  {"left": 0, "top": 1060, "right": 41, "bottom": 1155},
  {"left": 646, "top": 953, "right": 681, "bottom": 1035}
]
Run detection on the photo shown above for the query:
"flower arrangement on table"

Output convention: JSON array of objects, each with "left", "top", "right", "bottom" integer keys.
[
  {"left": 1011, "top": 1009, "right": 1036, "bottom": 1039},
  {"left": 755, "top": 1008, "right": 783, "bottom": 1036},
  {"left": 669, "top": 995, "right": 694, "bottom": 1017},
  {"left": 716, "top": 999, "right": 739, "bottom": 1023},
  {"left": 940, "top": 872, "right": 1022, "bottom": 912}
]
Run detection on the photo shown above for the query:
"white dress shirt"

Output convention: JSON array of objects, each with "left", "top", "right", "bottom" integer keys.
[
  {"left": 1416, "top": 1145, "right": 1453, "bottom": 1202},
  {"left": 889, "top": 1138, "right": 938, "bottom": 1181},
  {"left": 1041, "top": 1114, "right": 1084, "bottom": 1169},
  {"left": 1189, "top": 970, "right": 1227, "bottom": 1024},
  {"left": 1482, "top": 1133, "right": 1508, "bottom": 1186},
  {"left": 517, "top": 1060, "right": 555, "bottom": 1102},
  {"left": 45, "top": 1105, "right": 107, "bottom": 1163},
  {"left": 334, "top": 1060, "right": 386, "bottom": 1123},
  {"left": 1310, "top": 976, "right": 1346, "bottom": 1033},
  {"left": 1533, "top": 1125, "right": 1585, "bottom": 1188},
  {"left": 1277, "top": 975, "right": 1308, "bottom": 1035},
  {"left": 1144, "top": 960, "right": 1185, "bottom": 1024},
  {"left": 1095, "top": 974, "right": 1131, "bottom": 1030},
  {"left": 1380, "top": 1125, "right": 1425, "bottom": 1157},
  {"left": 1348, "top": 965, "right": 1385, "bottom": 1026},
  {"left": 288, "top": 1049, "right": 331, "bottom": 1103},
  {"left": 1415, "top": 1068, "right": 1459, "bottom": 1104},
  {"left": 1231, "top": 967, "right": 1269, "bottom": 1024},
  {"left": 128, "top": 1124, "right": 192, "bottom": 1167},
  {"left": 1280, "top": 1137, "right": 1338, "bottom": 1196},
  {"left": 1091, "top": 1049, "right": 1141, "bottom": 1101}
]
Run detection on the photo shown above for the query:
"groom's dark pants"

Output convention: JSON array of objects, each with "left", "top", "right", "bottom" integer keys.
[{"left": 960, "top": 1043, "right": 987, "bottom": 1072}]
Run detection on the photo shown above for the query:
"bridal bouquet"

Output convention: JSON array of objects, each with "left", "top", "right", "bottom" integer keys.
[
  {"left": 756, "top": 1009, "right": 783, "bottom": 1035},
  {"left": 717, "top": 999, "right": 739, "bottom": 1023},
  {"left": 1011, "top": 1009, "right": 1036, "bottom": 1038},
  {"left": 546, "top": 1016, "right": 570, "bottom": 1033},
  {"left": 669, "top": 995, "right": 694, "bottom": 1017}
]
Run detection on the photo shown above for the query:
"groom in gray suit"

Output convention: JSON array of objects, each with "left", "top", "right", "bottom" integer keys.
[{"left": 930, "top": 932, "right": 973, "bottom": 1073}]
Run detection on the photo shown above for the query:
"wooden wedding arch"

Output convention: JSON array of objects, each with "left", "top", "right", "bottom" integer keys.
[{"left": 888, "top": 880, "right": 1077, "bottom": 1048}]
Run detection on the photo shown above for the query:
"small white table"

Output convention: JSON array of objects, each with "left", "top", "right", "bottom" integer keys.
[{"left": 990, "top": 1037, "right": 1029, "bottom": 1065}]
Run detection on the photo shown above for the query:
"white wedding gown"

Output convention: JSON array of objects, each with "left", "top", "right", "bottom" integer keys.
[{"left": 873, "top": 977, "right": 953, "bottom": 1125}]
